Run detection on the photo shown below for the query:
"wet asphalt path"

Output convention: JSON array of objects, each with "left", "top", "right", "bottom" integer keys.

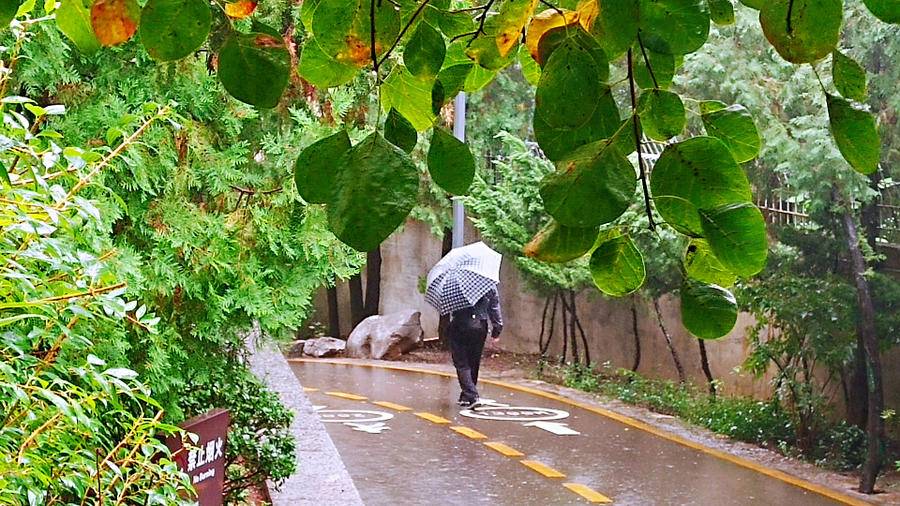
[{"left": 290, "top": 360, "right": 859, "bottom": 506}]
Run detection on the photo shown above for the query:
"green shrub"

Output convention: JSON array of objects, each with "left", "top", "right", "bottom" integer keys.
[{"left": 181, "top": 362, "right": 295, "bottom": 502}]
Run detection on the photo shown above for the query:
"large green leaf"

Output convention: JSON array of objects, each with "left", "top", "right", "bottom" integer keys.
[
  {"left": 684, "top": 239, "right": 737, "bottom": 287},
  {"left": 140, "top": 0, "right": 210, "bottom": 61},
  {"left": 535, "top": 27, "right": 607, "bottom": 130},
  {"left": 57, "top": 0, "right": 101, "bottom": 54},
  {"left": 466, "top": 0, "right": 538, "bottom": 69},
  {"left": 405, "top": 22, "right": 445, "bottom": 79},
  {"left": 863, "top": 0, "right": 899, "bottom": 24},
  {"left": 699, "top": 202, "right": 768, "bottom": 278},
  {"left": 427, "top": 128, "right": 475, "bottom": 195},
  {"left": 650, "top": 136, "right": 752, "bottom": 236},
  {"left": 708, "top": 0, "right": 735, "bottom": 25},
  {"left": 638, "top": 0, "right": 710, "bottom": 55},
  {"left": 700, "top": 102, "right": 760, "bottom": 163},
  {"left": 534, "top": 85, "right": 621, "bottom": 161},
  {"left": 633, "top": 45, "right": 675, "bottom": 89},
  {"left": 524, "top": 220, "right": 599, "bottom": 263},
  {"left": 298, "top": 37, "right": 359, "bottom": 88},
  {"left": 738, "top": 0, "right": 763, "bottom": 8},
  {"left": 311, "top": 0, "right": 400, "bottom": 66},
  {"left": 384, "top": 108, "right": 418, "bottom": 153},
  {"left": 218, "top": 32, "right": 290, "bottom": 108},
  {"left": 681, "top": 280, "right": 737, "bottom": 339},
  {"left": 381, "top": 66, "right": 436, "bottom": 131},
  {"left": 832, "top": 50, "right": 867, "bottom": 102},
  {"left": 294, "top": 130, "right": 352, "bottom": 204},
  {"left": 638, "top": 89, "right": 685, "bottom": 141},
  {"left": 590, "top": 233, "right": 646, "bottom": 296},
  {"left": 826, "top": 94, "right": 881, "bottom": 175},
  {"left": 328, "top": 133, "right": 419, "bottom": 251},
  {"left": 541, "top": 140, "right": 636, "bottom": 228},
  {"left": 759, "top": 0, "right": 842, "bottom": 64},
  {"left": 0, "top": 0, "right": 21, "bottom": 27},
  {"left": 592, "top": 0, "right": 639, "bottom": 58}
]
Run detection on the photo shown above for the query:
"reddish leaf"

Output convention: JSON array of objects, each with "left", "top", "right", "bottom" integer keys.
[
  {"left": 91, "top": 0, "right": 139, "bottom": 46},
  {"left": 224, "top": 0, "right": 257, "bottom": 19}
]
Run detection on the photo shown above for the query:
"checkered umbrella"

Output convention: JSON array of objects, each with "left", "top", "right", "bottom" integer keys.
[{"left": 425, "top": 242, "right": 502, "bottom": 316}]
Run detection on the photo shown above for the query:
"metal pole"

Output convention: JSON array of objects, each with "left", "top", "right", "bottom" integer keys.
[{"left": 452, "top": 92, "right": 467, "bottom": 249}]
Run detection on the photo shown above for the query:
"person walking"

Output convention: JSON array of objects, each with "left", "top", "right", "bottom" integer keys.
[
  {"left": 448, "top": 286, "right": 502, "bottom": 407},
  {"left": 425, "top": 241, "right": 503, "bottom": 408}
]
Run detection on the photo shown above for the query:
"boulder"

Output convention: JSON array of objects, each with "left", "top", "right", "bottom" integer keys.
[
  {"left": 346, "top": 310, "right": 423, "bottom": 360},
  {"left": 286, "top": 340, "right": 307, "bottom": 358},
  {"left": 302, "top": 337, "right": 346, "bottom": 358}
]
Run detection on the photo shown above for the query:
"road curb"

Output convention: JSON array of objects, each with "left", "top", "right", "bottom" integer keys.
[{"left": 246, "top": 334, "right": 363, "bottom": 505}]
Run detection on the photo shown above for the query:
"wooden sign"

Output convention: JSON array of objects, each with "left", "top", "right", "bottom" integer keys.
[{"left": 166, "top": 408, "right": 230, "bottom": 505}]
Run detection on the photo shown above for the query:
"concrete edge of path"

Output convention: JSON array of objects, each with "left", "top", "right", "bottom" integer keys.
[{"left": 246, "top": 334, "right": 364, "bottom": 506}]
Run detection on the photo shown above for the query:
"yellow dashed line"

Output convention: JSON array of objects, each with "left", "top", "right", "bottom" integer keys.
[
  {"left": 295, "top": 359, "right": 867, "bottom": 506},
  {"left": 371, "top": 401, "right": 412, "bottom": 411},
  {"left": 414, "top": 412, "right": 451, "bottom": 424},
  {"left": 521, "top": 460, "right": 566, "bottom": 479},
  {"left": 325, "top": 391, "right": 367, "bottom": 401},
  {"left": 564, "top": 483, "right": 613, "bottom": 504},
  {"left": 483, "top": 441, "right": 524, "bottom": 458},
  {"left": 450, "top": 426, "right": 487, "bottom": 440},
  {"left": 302, "top": 387, "right": 319, "bottom": 392}
]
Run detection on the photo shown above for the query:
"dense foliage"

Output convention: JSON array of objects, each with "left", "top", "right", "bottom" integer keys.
[
  {"left": 0, "top": 28, "right": 192, "bottom": 501},
  {"left": 3, "top": 2, "right": 367, "bottom": 501}
]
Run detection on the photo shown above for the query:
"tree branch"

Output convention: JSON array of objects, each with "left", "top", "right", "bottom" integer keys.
[
  {"left": 627, "top": 48, "right": 656, "bottom": 230},
  {"left": 377, "top": 0, "right": 433, "bottom": 68}
]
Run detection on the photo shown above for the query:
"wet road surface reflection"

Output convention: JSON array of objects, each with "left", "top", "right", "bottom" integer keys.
[{"left": 291, "top": 361, "right": 848, "bottom": 506}]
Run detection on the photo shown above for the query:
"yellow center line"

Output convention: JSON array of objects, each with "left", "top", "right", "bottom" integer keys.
[
  {"left": 302, "top": 387, "right": 319, "bottom": 392},
  {"left": 371, "top": 400, "right": 412, "bottom": 411},
  {"left": 450, "top": 426, "right": 488, "bottom": 440},
  {"left": 483, "top": 441, "right": 524, "bottom": 458},
  {"left": 521, "top": 460, "right": 566, "bottom": 479},
  {"left": 564, "top": 483, "right": 613, "bottom": 504},
  {"left": 294, "top": 359, "right": 867, "bottom": 506},
  {"left": 414, "top": 412, "right": 451, "bottom": 424},
  {"left": 325, "top": 391, "right": 368, "bottom": 401}
]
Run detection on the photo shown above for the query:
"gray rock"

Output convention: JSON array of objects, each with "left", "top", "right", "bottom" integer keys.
[
  {"left": 287, "top": 340, "right": 307, "bottom": 358},
  {"left": 302, "top": 337, "right": 346, "bottom": 358},
  {"left": 346, "top": 310, "right": 423, "bottom": 360}
]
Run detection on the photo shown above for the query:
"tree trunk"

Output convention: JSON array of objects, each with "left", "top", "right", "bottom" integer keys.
[
  {"left": 698, "top": 340, "right": 716, "bottom": 398},
  {"left": 653, "top": 297, "right": 686, "bottom": 384},
  {"left": 364, "top": 247, "right": 382, "bottom": 317},
  {"left": 326, "top": 285, "right": 341, "bottom": 338},
  {"left": 437, "top": 228, "right": 453, "bottom": 348},
  {"left": 348, "top": 274, "right": 364, "bottom": 328},
  {"left": 560, "top": 290, "right": 569, "bottom": 365},
  {"left": 571, "top": 291, "right": 591, "bottom": 366},
  {"left": 846, "top": 342, "right": 870, "bottom": 428},
  {"left": 541, "top": 293, "right": 559, "bottom": 357},
  {"left": 630, "top": 296, "right": 641, "bottom": 372},
  {"left": 843, "top": 211, "right": 885, "bottom": 494}
]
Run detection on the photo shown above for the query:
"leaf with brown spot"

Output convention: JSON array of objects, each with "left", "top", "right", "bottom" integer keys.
[
  {"left": 224, "top": 0, "right": 257, "bottom": 19},
  {"left": 525, "top": 8, "right": 580, "bottom": 60},
  {"left": 495, "top": 0, "right": 540, "bottom": 57},
  {"left": 576, "top": 0, "right": 598, "bottom": 30},
  {"left": 91, "top": 0, "right": 140, "bottom": 46}
]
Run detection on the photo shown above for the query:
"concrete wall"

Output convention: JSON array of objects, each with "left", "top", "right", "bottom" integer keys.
[{"left": 311, "top": 218, "right": 898, "bottom": 407}]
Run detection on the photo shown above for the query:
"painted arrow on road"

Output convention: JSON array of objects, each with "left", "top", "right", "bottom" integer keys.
[{"left": 523, "top": 421, "right": 580, "bottom": 435}]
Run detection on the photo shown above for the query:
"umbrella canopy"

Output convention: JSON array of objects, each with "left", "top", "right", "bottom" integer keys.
[{"left": 425, "top": 242, "right": 502, "bottom": 315}]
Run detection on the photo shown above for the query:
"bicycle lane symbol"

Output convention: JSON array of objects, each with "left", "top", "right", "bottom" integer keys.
[{"left": 459, "top": 404, "right": 581, "bottom": 436}]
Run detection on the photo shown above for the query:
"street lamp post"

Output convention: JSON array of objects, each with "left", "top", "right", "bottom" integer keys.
[{"left": 452, "top": 92, "right": 467, "bottom": 249}]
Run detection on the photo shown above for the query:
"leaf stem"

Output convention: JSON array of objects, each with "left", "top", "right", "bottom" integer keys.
[
  {"left": 377, "top": 0, "right": 433, "bottom": 68},
  {"left": 636, "top": 33, "right": 659, "bottom": 90},
  {"left": 627, "top": 48, "right": 656, "bottom": 231}
]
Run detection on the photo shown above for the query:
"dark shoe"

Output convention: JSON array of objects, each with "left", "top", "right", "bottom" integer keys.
[{"left": 459, "top": 397, "right": 479, "bottom": 408}]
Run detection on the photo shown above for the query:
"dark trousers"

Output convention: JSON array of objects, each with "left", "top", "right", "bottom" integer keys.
[{"left": 449, "top": 316, "right": 488, "bottom": 403}]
